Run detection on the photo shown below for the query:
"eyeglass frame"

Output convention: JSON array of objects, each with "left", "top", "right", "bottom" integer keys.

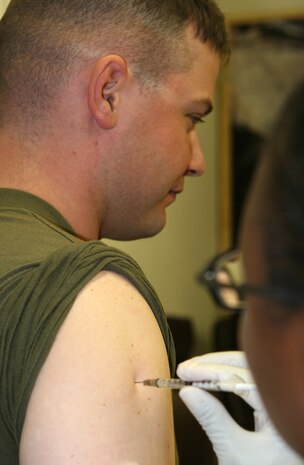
[{"left": 197, "top": 248, "right": 304, "bottom": 312}]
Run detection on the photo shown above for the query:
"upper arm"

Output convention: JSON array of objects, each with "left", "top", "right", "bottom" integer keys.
[{"left": 19, "top": 271, "right": 175, "bottom": 465}]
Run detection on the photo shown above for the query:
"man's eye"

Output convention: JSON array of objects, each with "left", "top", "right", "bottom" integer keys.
[{"left": 188, "top": 114, "right": 205, "bottom": 126}]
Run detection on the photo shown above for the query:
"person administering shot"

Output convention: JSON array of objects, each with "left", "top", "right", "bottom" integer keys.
[{"left": 176, "top": 81, "right": 304, "bottom": 464}]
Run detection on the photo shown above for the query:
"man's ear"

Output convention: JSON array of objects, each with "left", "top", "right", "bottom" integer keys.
[{"left": 88, "top": 55, "right": 129, "bottom": 129}]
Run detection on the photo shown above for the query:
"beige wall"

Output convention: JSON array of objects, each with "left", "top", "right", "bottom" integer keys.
[
  {"left": 0, "top": 0, "right": 9, "bottom": 16},
  {"left": 218, "top": 0, "right": 304, "bottom": 18},
  {"left": 1, "top": 0, "right": 303, "bottom": 353}
]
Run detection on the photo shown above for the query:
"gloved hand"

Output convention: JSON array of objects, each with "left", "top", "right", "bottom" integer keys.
[{"left": 177, "top": 351, "right": 303, "bottom": 465}]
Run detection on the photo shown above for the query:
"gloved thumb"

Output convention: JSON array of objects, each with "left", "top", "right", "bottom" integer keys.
[
  {"left": 179, "top": 386, "right": 244, "bottom": 458},
  {"left": 179, "top": 387, "right": 304, "bottom": 465}
]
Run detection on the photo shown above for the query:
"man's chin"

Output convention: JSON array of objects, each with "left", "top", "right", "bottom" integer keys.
[{"left": 103, "top": 215, "right": 167, "bottom": 241}]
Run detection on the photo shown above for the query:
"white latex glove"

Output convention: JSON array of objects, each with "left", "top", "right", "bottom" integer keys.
[{"left": 177, "top": 351, "right": 303, "bottom": 465}]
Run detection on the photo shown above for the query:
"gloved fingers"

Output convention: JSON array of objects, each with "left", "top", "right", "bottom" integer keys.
[
  {"left": 178, "top": 351, "right": 248, "bottom": 373},
  {"left": 180, "top": 387, "right": 304, "bottom": 465},
  {"left": 177, "top": 360, "right": 249, "bottom": 384},
  {"left": 177, "top": 352, "right": 252, "bottom": 384},
  {"left": 179, "top": 386, "right": 254, "bottom": 465},
  {"left": 177, "top": 351, "right": 264, "bottom": 413}
]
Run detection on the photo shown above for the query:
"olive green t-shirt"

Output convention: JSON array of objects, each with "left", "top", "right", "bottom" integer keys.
[{"left": 0, "top": 188, "right": 175, "bottom": 465}]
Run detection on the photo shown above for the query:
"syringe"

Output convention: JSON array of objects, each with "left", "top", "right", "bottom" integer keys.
[{"left": 135, "top": 378, "right": 256, "bottom": 392}]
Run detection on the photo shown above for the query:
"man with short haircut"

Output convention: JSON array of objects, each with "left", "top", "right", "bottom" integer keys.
[{"left": 0, "top": 1, "right": 228, "bottom": 464}]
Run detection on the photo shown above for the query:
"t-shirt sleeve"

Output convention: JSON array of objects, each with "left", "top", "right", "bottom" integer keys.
[{"left": 0, "top": 241, "right": 175, "bottom": 444}]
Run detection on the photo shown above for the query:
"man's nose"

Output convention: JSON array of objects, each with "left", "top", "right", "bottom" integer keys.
[{"left": 186, "top": 131, "right": 205, "bottom": 177}]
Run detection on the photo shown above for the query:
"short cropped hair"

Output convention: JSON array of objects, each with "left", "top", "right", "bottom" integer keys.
[
  {"left": 0, "top": 0, "right": 229, "bottom": 127},
  {"left": 256, "top": 80, "right": 304, "bottom": 304}
]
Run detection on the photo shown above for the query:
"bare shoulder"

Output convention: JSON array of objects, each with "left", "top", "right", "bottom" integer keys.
[{"left": 20, "top": 271, "right": 175, "bottom": 465}]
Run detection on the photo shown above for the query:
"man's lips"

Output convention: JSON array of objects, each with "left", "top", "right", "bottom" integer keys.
[
  {"left": 166, "top": 188, "right": 183, "bottom": 205},
  {"left": 169, "top": 184, "right": 184, "bottom": 195}
]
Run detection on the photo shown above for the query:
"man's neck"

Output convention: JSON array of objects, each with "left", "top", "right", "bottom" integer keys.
[{"left": 0, "top": 131, "right": 102, "bottom": 241}]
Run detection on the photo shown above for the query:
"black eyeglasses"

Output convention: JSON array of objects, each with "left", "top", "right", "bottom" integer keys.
[{"left": 198, "top": 249, "right": 304, "bottom": 312}]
